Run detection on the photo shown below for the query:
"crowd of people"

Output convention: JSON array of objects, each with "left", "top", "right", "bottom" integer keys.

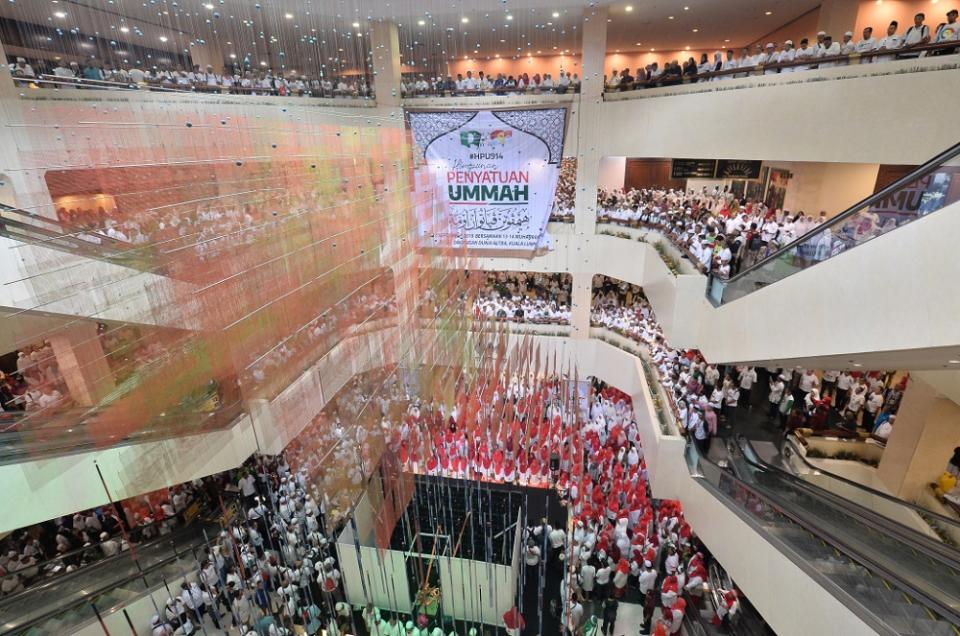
[
  {"left": 1, "top": 343, "right": 68, "bottom": 413},
  {"left": 471, "top": 272, "right": 572, "bottom": 325},
  {"left": 596, "top": 185, "right": 897, "bottom": 279},
  {"left": 8, "top": 58, "right": 373, "bottom": 99},
  {"left": 606, "top": 9, "right": 960, "bottom": 91},
  {"left": 0, "top": 475, "right": 213, "bottom": 598},
  {"left": 588, "top": 278, "right": 906, "bottom": 448},
  {"left": 401, "top": 71, "right": 581, "bottom": 97}
]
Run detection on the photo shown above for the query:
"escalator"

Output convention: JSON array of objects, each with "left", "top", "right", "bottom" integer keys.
[
  {"left": 750, "top": 434, "right": 960, "bottom": 547},
  {"left": 696, "top": 142, "right": 960, "bottom": 367},
  {"left": 707, "top": 142, "right": 960, "bottom": 306},
  {"left": 0, "top": 520, "right": 221, "bottom": 635},
  {"left": 686, "top": 440, "right": 960, "bottom": 635}
]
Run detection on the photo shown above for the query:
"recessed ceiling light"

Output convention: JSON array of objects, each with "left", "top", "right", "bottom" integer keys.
[
  {"left": 507, "top": 14, "right": 514, "bottom": 21},
  {"left": 552, "top": 11, "right": 560, "bottom": 18},
  {"left": 650, "top": 47, "right": 655, "bottom": 51},
  {"left": 668, "top": 16, "right": 675, "bottom": 20},
  {"left": 120, "top": 26, "right": 129, "bottom": 33},
  {"left": 352, "top": 22, "right": 360, "bottom": 28},
  {"left": 260, "top": 61, "right": 267, "bottom": 66},
  {"left": 203, "top": 3, "right": 214, "bottom": 9},
  {"left": 635, "top": 42, "right": 641, "bottom": 45},
  {"left": 692, "top": 28, "right": 699, "bottom": 32},
  {"left": 54, "top": 11, "right": 67, "bottom": 18},
  {"left": 229, "top": 53, "right": 237, "bottom": 59},
  {"left": 625, "top": 5, "right": 634, "bottom": 12},
  {"left": 684, "top": 5, "right": 690, "bottom": 10},
  {"left": 765, "top": 10, "right": 773, "bottom": 15},
  {"left": 852, "top": 363, "right": 863, "bottom": 367},
  {"left": 418, "top": 19, "right": 426, "bottom": 25},
  {"left": 724, "top": 38, "right": 731, "bottom": 42},
  {"left": 285, "top": 13, "right": 294, "bottom": 19},
  {"left": 685, "top": 45, "right": 690, "bottom": 50},
  {"left": 461, "top": 16, "right": 469, "bottom": 23},
  {"left": 949, "top": 360, "right": 960, "bottom": 364},
  {"left": 159, "top": 35, "right": 168, "bottom": 42}
]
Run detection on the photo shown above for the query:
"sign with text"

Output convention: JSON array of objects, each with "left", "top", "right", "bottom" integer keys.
[
  {"left": 409, "top": 108, "right": 566, "bottom": 251},
  {"left": 671, "top": 158, "right": 763, "bottom": 179}
]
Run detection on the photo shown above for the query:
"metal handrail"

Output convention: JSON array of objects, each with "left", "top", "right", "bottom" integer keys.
[
  {"left": 4, "top": 532, "right": 213, "bottom": 635},
  {"left": 715, "top": 141, "right": 960, "bottom": 292},
  {"left": 688, "top": 440, "right": 960, "bottom": 628},
  {"left": 742, "top": 435, "right": 960, "bottom": 540}
]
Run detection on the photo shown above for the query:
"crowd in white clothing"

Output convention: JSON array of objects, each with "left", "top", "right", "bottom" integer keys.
[
  {"left": 607, "top": 9, "right": 960, "bottom": 90},
  {"left": 597, "top": 185, "right": 899, "bottom": 279}
]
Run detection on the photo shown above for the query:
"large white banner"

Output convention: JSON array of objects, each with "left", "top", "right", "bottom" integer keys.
[{"left": 409, "top": 108, "right": 566, "bottom": 251}]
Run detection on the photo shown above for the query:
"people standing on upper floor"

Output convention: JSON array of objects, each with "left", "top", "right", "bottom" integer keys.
[
  {"left": 876, "top": 21, "right": 905, "bottom": 62},
  {"left": 901, "top": 12, "right": 931, "bottom": 57}
]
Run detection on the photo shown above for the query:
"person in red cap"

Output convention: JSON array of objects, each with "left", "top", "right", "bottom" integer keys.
[
  {"left": 668, "top": 597, "right": 686, "bottom": 634},
  {"left": 502, "top": 606, "right": 525, "bottom": 636}
]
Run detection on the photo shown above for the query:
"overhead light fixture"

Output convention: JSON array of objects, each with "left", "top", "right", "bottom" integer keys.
[
  {"left": 625, "top": 5, "right": 634, "bottom": 12},
  {"left": 949, "top": 360, "right": 960, "bottom": 364},
  {"left": 260, "top": 60, "right": 267, "bottom": 66},
  {"left": 229, "top": 53, "right": 237, "bottom": 59},
  {"left": 285, "top": 13, "right": 294, "bottom": 19},
  {"left": 54, "top": 11, "right": 67, "bottom": 18},
  {"left": 635, "top": 42, "right": 641, "bottom": 45},
  {"left": 684, "top": 5, "right": 690, "bottom": 10},
  {"left": 506, "top": 14, "right": 513, "bottom": 21},
  {"left": 461, "top": 16, "right": 469, "bottom": 23},
  {"left": 685, "top": 45, "right": 690, "bottom": 50},
  {"left": 692, "top": 28, "right": 699, "bottom": 32},
  {"left": 765, "top": 10, "right": 772, "bottom": 15},
  {"left": 418, "top": 19, "right": 426, "bottom": 25},
  {"left": 352, "top": 22, "right": 360, "bottom": 28},
  {"left": 669, "top": 15, "right": 675, "bottom": 20},
  {"left": 120, "top": 26, "right": 130, "bottom": 33},
  {"left": 159, "top": 35, "right": 168, "bottom": 42},
  {"left": 203, "top": 3, "right": 214, "bottom": 9},
  {"left": 552, "top": 11, "right": 560, "bottom": 18}
]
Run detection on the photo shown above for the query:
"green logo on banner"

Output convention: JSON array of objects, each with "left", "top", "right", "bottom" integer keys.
[{"left": 460, "top": 131, "right": 482, "bottom": 148}]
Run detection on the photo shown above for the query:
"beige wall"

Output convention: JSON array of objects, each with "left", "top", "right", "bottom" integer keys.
[
  {"left": 747, "top": 7, "right": 822, "bottom": 49},
  {"left": 879, "top": 375, "right": 960, "bottom": 501},
  {"left": 764, "top": 161, "right": 880, "bottom": 217},
  {"left": 598, "top": 156, "right": 627, "bottom": 191}
]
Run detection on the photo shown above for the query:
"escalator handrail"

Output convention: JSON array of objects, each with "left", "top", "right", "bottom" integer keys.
[
  {"left": 0, "top": 519, "right": 216, "bottom": 612},
  {"left": 736, "top": 435, "right": 960, "bottom": 567},
  {"left": 3, "top": 529, "right": 215, "bottom": 634},
  {"left": 688, "top": 440, "right": 960, "bottom": 629},
  {"left": 716, "top": 141, "right": 960, "bottom": 290},
  {"left": 777, "top": 433, "right": 960, "bottom": 530}
]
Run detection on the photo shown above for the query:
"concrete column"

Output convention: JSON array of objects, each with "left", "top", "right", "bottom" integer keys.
[
  {"left": 877, "top": 375, "right": 960, "bottom": 501},
  {"left": 573, "top": 6, "right": 607, "bottom": 237},
  {"left": 371, "top": 22, "right": 402, "bottom": 107},
  {"left": 817, "top": 0, "right": 861, "bottom": 40},
  {"left": 570, "top": 271, "right": 593, "bottom": 340},
  {"left": 48, "top": 323, "right": 116, "bottom": 406}
]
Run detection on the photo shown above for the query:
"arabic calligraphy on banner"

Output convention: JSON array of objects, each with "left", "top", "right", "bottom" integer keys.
[{"left": 409, "top": 108, "right": 566, "bottom": 251}]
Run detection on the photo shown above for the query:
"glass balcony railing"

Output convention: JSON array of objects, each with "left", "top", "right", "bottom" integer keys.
[{"left": 708, "top": 142, "right": 960, "bottom": 305}]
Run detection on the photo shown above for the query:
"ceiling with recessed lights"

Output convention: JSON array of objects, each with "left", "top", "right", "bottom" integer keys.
[{"left": 0, "top": 0, "right": 820, "bottom": 76}]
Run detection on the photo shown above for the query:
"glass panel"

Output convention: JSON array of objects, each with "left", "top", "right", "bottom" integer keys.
[
  {"left": 686, "top": 442, "right": 960, "bottom": 633},
  {"left": 716, "top": 158, "right": 960, "bottom": 305}
]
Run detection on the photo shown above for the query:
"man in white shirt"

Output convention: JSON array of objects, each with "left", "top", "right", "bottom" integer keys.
[
  {"left": 840, "top": 31, "right": 857, "bottom": 57},
  {"left": 935, "top": 9, "right": 960, "bottom": 48},
  {"left": 876, "top": 21, "right": 904, "bottom": 62},
  {"left": 856, "top": 27, "right": 878, "bottom": 61},
  {"left": 10, "top": 57, "right": 34, "bottom": 80},
  {"left": 817, "top": 34, "right": 842, "bottom": 68},
  {"left": 793, "top": 37, "right": 817, "bottom": 70},
  {"left": 761, "top": 43, "right": 779, "bottom": 74},
  {"left": 901, "top": 12, "right": 931, "bottom": 57},
  {"left": 462, "top": 71, "right": 478, "bottom": 91},
  {"left": 720, "top": 49, "right": 738, "bottom": 79},
  {"left": 738, "top": 367, "right": 758, "bottom": 408},
  {"left": 778, "top": 40, "right": 797, "bottom": 71}
]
